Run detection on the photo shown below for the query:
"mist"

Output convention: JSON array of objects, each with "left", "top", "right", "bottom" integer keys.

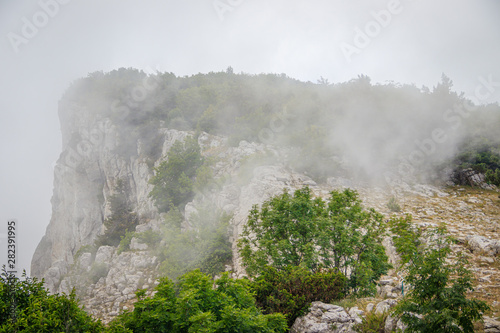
[{"left": 1, "top": 0, "right": 500, "bottom": 274}]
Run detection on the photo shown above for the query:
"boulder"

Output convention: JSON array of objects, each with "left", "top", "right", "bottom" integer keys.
[
  {"left": 466, "top": 235, "right": 500, "bottom": 256},
  {"left": 290, "top": 302, "right": 359, "bottom": 333},
  {"left": 453, "top": 168, "right": 497, "bottom": 190},
  {"left": 130, "top": 237, "right": 148, "bottom": 250},
  {"left": 484, "top": 317, "right": 500, "bottom": 333}
]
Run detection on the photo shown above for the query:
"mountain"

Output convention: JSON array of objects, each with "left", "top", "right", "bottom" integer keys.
[{"left": 31, "top": 69, "right": 500, "bottom": 323}]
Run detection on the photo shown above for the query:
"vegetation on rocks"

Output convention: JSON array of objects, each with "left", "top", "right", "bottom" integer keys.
[
  {"left": 389, "top": 215, "right": 490, "bottom": 332},
  {"left": 149, "top": 136, "right": 204, "bottom": 213},
  {"left": 251, "top": 265, "right": 346, "bottom": 328},
  {"left": 108, "top": 270, "right": 288, "bottom": 333},
  {"left": 238, "top": 187, "right": 391, "bottom": 296},
  {"left": 0, "top": 267, "right": 104, "bottom": 333},
  {"left": 67, "top": 69, "right": 500, "bottom": 184},
  {"left": 97, "top": 179, "right": 138, "bottom": 247}
]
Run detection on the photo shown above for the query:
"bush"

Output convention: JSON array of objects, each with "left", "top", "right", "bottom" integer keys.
[
  {"left": 251, "top": 266, "right": 346, "bottom": 328},
  {"left": 389, "top": 216, "right": 490, "bottom": 332},
  {"left": 354, "top": 311, "right": 388, "bottom": 333},
  {"left": 238, "top": 187, "right": 390, "bottom": 296},
  {"left": 386, "top": 197, "right": 401, "bottom": 212},
  {"left": 117, "top": 230, "right": 135, "bottom": 254},
  {"left": 486, "top": 168, "right": 500, "bottom": 186},
  {"left": 136, "top": 230, "right": 162, "bottom": 247},
  {"left": 0, "top": 267, "right": 103, "bottom": 332},
  {"left": 110, "top": 270, "right": 288, "bottom": 333}
]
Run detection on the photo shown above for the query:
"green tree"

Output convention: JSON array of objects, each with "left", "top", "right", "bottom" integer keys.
[
  {"left": 0, "top": 267, "right": 103, "bottom": 333},
  {"left": 111, "top": 270, "right": 287, "bottom": 333},
  {"left": 97, "top": 179, "right": 138, "bottom": 247},
  {"left": 149, "top": 136, "right": 203, "bottom": 213},
  {"left": 389, "top": 216, "right": 490, "bottom": 332},
  {"left": 238, "top": 187, "right": 390, "bottom": 296}
]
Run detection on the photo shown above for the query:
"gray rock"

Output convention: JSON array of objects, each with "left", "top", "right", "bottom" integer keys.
[
  {"left": 95, "top": 246, "right": 115, "bottom": 264},
  {"left": 130, "top": 237, "right": 148, "bottom": 250},
  {"left": 290, "top": 302, "right": 358, "bottom": 333},
  {"left": 77, "top": 252, "right": 92, "bottom": 270},
  {"left": 466, "top": 235, "right": 500, "bottom": 256},
  {"left": 375, "top": 300, "right": 397, "bottom": 315},
  {"left": 384, "top": 315, "right": 396, "bottom": 332},
  {"left": 484, "top": 317, "right": 500, "bottom": 333}
]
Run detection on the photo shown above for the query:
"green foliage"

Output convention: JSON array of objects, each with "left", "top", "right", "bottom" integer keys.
[
  {"left": 157, "top": 206, "right": 233, "bottom": 281},
  {"left": 194, "top": 162, "right": 215, "bottom": 192},
  {"left": 117, "top": 230, "right": 135, "bottom": 254},
  {"left": 110, "top": 270, "right": 288, "bottom": 333},
  {"left": 89, "top": 263, "right": 109, "bottom": 284},
  {"left": 97, "top": 179, "right": 138, "bottom": 247},
  {"left": 251, "top": 266, "right": 346, "bottom": 328},
  {"left": 354, "top": 311, "right": 388, "bottom": 333},
  {"left": 135, "top": 230, "right": 162, "bottom": 247},
  {"left": 238, "top": 187, "right": 390, "bottom": 296},
  {"left": 389, "top": 218, "right": 490, "bottom": 332},
  {"left": 486, "top": 168, "right": 500, "bottom": 186},
  {"left": 388, "top": 215, "right": 421, "bottom": 263},
  {"left": 149, "top": 136, "right": 203, "bottom": 213},
  {"left": 0, "top": 267, "right": 103, "bottom": 333},
  {"left": 386, "top": 197, "right": 401, "bottom": 212},
  {"left": 451, "top": 140, "right": 500, "bottom": 186}
]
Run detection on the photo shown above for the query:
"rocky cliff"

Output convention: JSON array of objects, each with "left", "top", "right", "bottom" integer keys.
[
  {"left": 32, "top": 98, "right": 328, "bottom": 320},
  {"left": 32, "top": 78, "right": 500, "bottom": 325}
]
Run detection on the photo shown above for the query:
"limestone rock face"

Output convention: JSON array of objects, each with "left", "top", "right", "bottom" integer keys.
[
  {"left": 31, "top": 100, "right": 315, "bottom": 321},
  {"left": 290, "top": 302, "right": 360, "bottom": 333},
  {"left": 32, "top": 99, "right": 500, "bottom": 323},
  {"left": 31, "top": 100, "right": 162, "bottom": 292}
]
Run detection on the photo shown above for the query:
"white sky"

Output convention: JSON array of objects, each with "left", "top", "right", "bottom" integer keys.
[{"left": 0, "top": 0, "right": 499, "bottom": 274}]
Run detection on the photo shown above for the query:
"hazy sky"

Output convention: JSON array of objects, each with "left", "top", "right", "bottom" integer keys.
[{"left": 0, "top": 0, "right": 499, "bottom": 274}]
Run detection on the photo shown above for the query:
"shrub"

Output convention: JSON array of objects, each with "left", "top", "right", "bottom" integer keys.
[
  {"left": 110, "top": 270, "right": 288, "bottom": 333},
  {"left": 117, "top": 230, "right": 135, "bottom": 254},
  {"left": 0, "top": 267, "right": 103, "bottom": 332},
  {"left": 354, "top": 311, "right": 388, "bottom": 333},
  {"left": 486, "top": 168, "right": 500, "bottom": 186},
  {"left": 136, "top": 230, "right": 162, "bottom": 247},
  {"left": 389, "top": 216, "right": 490, "bottom": 332},
  {"left": 238, "top": 187, "right": 390, "bottom": 296},
  {"left": 386, "top": 197, "right": 401, "bottom": 212},
  {"left": 251, "top": 266, "right": 346, "bottom": 328}
]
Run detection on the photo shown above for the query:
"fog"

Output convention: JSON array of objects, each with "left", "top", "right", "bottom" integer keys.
[{"left": 0, "top": 0, "right": 499, "bottom": 274}]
